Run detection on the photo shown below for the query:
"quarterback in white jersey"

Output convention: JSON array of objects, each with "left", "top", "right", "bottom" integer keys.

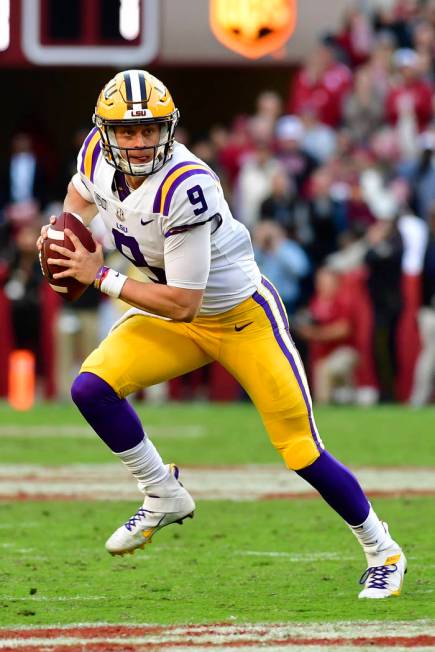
[
  {"left": 72, "top": 135, "right": 261, "bottom": 315},
  {"left": 39, "top": 70, "right": 406, "bottom": 599}
]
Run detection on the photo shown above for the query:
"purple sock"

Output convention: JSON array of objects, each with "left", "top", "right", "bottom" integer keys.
[
  {"left": 71, "top": 372, "right": 145, "bottom": 453},
  {"left": 296, "top": 450, "right": 370, "bottom": 526}
]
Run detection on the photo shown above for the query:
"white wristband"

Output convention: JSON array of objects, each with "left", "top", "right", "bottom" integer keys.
[{"left": 94, "top": 266, "right": 127, "bottom": 298}]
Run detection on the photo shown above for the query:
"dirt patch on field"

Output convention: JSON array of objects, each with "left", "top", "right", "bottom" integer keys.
[{"left": 0, "top": 465, "right": 434, "bottom": 502}]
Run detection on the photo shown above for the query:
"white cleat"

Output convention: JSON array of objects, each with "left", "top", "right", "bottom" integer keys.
[
  {"left": 105, "top": 464, "right": 195, "bottom": 556},
  {"left": 358, "top": 527, "right": 407, "bottom": 599}
]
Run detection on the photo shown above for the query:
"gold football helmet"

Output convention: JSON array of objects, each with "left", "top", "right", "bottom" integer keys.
[{"left": 93, "top": 70, "right": 179, "bottom": 176}]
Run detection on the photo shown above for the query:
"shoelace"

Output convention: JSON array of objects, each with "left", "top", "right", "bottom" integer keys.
[
  {"left": 359, "top": 564, "right": 398, "bottom": 589},
  {"left": 123, "top": 468, "right": 181, "bottom": 532},
  {"left": 124, "top": 507, "right": 152, "bottom": 532}
]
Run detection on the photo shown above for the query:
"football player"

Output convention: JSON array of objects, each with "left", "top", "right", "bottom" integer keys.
[{"left": 38, "top": 70, "right": 406, "bottom": 598}]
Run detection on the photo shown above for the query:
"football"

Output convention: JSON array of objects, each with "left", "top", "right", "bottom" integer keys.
[{"left": 40, "top": 212, "right": 96, "bottom": 302}]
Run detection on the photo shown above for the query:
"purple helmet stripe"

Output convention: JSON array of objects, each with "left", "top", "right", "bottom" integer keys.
[
  {"left": 162, "top": 169, "right": 211, "bottom": 216},
  {"left": 252, "top": 289, "right": 323, "bottom": 452},
  {"left": 138, "top": 72, "right": 148, "bottom": 109},
  {"left": 153, "top": 161, "right": 219, "bottom": 213},
  {"left": 89, "top": 141, "right": 102, "bottom": 183},
  {"left": 123, "top": 71, "right": 133, "bottom": 103},
  {"left": 80, "top": 127, "right": 98, "bottom": 174}
]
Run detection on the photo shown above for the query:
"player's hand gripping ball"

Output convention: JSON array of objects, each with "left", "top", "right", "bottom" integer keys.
[{"left": 40, "top": 212, "right": 97, "bottom": 302}]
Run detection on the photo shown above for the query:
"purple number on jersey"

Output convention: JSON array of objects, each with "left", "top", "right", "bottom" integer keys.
[
  {"left": 112, "top": 229, "right": 167, "bottom": 284},
  {"left": 187, "top": 184, "right": 208, "bottom": 215}
]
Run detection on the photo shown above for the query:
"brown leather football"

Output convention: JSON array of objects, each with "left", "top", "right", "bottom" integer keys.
[{"left": 40, "top": 212, "right": 96, "bottom": 302}]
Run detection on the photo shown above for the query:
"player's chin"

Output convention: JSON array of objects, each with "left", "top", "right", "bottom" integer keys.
[{"left": 131, "top": 157, "right": 151, "bottom": 164}]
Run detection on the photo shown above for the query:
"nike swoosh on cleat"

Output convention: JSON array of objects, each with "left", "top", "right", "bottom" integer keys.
[
  {"left": 234, "top": 322, "right": 253, "bottom": 332},
  {"left": 141, "top": 219, "right": 153, "bottom": 226}
]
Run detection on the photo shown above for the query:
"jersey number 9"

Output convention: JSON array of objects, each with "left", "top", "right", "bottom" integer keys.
[{"left": 187, "top": 185, "right": 208, "bottom": 215}]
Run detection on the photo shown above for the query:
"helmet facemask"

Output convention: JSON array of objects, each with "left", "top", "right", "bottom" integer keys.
[{"left": 94, "top": 111, "right": 179, "bottom": 177}]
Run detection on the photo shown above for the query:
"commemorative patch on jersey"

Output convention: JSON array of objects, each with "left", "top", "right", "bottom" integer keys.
[{"left": 152, "top": 161, "right": 219, "bottom": 216}]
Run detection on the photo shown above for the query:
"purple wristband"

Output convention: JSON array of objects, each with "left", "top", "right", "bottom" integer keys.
[{"left": 94, "top": 265, "right": 110, "bottom": 290}]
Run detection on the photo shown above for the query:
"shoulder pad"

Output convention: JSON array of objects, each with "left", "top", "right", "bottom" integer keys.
[{"left": 78, "top": 127, "right": 102, "bottom": 183}]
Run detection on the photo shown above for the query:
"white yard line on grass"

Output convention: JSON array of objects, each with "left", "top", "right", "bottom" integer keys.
[
  {"left": 0, "top": 621, "right": 434, "bottom": 650},
  {"left": 0, "top": 464, "right": 434, "bottom": 501},
  {"left": 0, "top": 643, "right": 426, "bottom": 649},
  {"left": 1, "top": 639, "right": 433, "bottom": 651},
  {"left": 238, "top": 551, "right": 359, "bottom": 561}
]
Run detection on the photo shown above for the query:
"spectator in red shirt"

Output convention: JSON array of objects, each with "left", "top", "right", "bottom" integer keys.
[
  {"left": 295, "top": 267, "right": 358, "bottom": 404},
  {"left": 385, "top": 48, "right": 433, "bottom": 130},
  {"left": 216, "top": 115, "right": 253, "bottom": 189},
  {"left": 288, "top": 40, "right": 353, "bottom": 127},
  {"left": 335, "top": 7, "right": 374, "bottom": 67}
]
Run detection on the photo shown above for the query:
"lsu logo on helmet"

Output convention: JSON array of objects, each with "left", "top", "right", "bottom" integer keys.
[
  {"left": 93, "top": 70, "right": 179, "bottom": 176},
  {"left": 210, "top": 0, "right": 297, "bottom": 59}
]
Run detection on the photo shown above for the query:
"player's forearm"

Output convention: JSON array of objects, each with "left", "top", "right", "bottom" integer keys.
[
  {"left": 64, "top": 182, "right": 98, "bottom": 226},
  {"left": 120, "top": 278, "right": 204, "bottom": 322}
]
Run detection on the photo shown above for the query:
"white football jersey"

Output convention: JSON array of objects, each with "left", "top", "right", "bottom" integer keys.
[{"left": 72, "top": 129, "right": 261, "bottom": 314}]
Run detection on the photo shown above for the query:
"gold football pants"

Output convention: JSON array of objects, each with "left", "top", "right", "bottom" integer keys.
[{"left": 81, "top": 279, "right": 324, "bottom": 470}]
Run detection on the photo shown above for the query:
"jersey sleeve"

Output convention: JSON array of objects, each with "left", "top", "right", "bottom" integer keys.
[
  {"left": 72, "top": 127, "right": 102, "bottom": 202},
  {"left": 71, "top": 172, "right": 94, "bottom": 202},
  {"left": 155, "top": 167, "right": 222, "bottom": 289},
  {"left": 154, "top": 163, "right": 223, "bottom": 237},
  {"left": 164, "top": 222, "right": 212, "bottom": 289}
]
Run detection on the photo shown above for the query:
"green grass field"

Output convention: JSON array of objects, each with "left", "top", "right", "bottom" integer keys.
[
  {"left": 0, "top": 402, "right": 434, "bottom": 628},
  {"left": 0, "top": 402, "right": 434, "bottom": 466}
]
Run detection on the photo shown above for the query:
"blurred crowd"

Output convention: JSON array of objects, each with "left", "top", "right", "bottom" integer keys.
[{"left": 1, "top": 0, "right": 435, "bottom": 406}]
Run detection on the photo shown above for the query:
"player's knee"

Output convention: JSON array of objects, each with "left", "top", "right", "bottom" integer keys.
[
  {"left": 265, "top": 413, "right": 322, "bottom": 470},
  {"left": 71, "top": 371, "right": 119, "bottom": 410},
  {"left": 280, "top": 439, "right": 321, "bottom": 470},
  {"left": 71, "top": 372, "right": 96, "bottom": 410}
]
